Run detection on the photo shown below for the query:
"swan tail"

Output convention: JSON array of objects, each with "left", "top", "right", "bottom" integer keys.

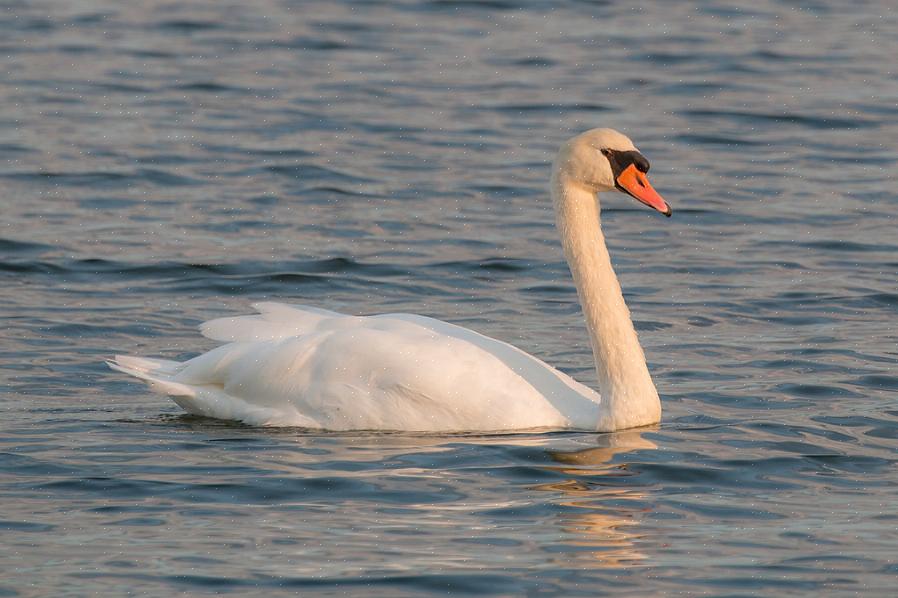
[
  {"left": 107, "top": 355, "right": 195, "bottom": 397},
  {"left": 110, "top": 301, "right": 344, "bottom": 426},
  {"left": 199, "top": 301, "right": 343, "bottom": 342},
  {"left": 108, "top": 355, "right": 295, "bottom": 425}
]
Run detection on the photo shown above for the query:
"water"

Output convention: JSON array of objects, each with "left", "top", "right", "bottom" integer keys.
[{"left": 2, "top": 0, "right": 897, "bottom": 594}]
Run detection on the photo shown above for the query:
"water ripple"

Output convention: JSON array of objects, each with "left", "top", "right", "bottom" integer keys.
[{"left": 2, "top": 0, "right": 897, "bottom": 595}]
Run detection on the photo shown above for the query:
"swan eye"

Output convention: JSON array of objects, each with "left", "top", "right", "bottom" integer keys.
[{"left": 600, "top": 148, "right": 611, "bottom": 157}]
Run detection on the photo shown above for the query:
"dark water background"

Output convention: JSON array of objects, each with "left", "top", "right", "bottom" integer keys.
[{"left": 2, "top": 1, "right": 897, "bottom": 595}]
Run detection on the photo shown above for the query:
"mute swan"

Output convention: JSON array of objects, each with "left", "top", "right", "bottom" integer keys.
[{"left": 109, "top": 128, "right": 671, "bottom": 432}]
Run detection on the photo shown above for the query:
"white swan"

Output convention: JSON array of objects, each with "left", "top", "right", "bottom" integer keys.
[{"left": 109, "top": 128, "right": 671, "bottom": 432}]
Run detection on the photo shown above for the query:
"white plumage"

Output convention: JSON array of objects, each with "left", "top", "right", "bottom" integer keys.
[{"left": 110, "top": 301, "right": 602, "bottom": 430}]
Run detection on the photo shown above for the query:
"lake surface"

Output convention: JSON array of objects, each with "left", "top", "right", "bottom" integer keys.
[{"left": 2, "top": 0, "right": 897, "bottom": 595}]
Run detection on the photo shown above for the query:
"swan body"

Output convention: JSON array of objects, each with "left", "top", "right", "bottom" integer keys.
[
  {"left": 111, "top": 303, "right": 604, "bottom": 430},
  {"left": 110, "top": 128, "right": 672, "bottom": 432}
]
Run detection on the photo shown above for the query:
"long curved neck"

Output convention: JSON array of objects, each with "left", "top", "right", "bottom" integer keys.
[{"left": 551, "top": 174, "right": 661, "bottom": 431}]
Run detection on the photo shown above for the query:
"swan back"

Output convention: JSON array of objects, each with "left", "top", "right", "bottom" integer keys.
[{"left": 200, "top": 302, "right": 342, "bottom": 342}]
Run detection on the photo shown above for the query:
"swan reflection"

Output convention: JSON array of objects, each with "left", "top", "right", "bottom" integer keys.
[{"left": 535, "top": 429, "right": 658, "bottom": 568}]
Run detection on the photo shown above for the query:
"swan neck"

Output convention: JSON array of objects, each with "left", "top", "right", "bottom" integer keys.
[{"left": 551, "top": 175, "right": 661, "bottom": 430}]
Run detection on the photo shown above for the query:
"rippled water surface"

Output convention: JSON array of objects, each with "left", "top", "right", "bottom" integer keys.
[{"left": 3, "top": 1, "right": 898, "bottom": 595}]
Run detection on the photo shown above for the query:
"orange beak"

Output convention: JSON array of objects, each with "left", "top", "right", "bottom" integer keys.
[{"left": 615, "top": 164, "right": 671, "bottom": 217}]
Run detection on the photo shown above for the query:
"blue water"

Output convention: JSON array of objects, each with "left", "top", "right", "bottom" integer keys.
[{"left": 2, "top": 1, "right": 897, "bottom": 595}]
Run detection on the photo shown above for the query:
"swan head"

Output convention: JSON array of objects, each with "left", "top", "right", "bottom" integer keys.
[{"left": 554, "top": 128, "right": 671, "bottom": 217}]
